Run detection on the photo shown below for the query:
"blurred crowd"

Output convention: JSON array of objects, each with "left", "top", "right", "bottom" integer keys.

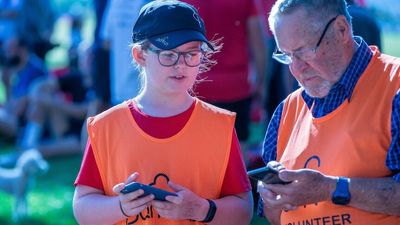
[{"left": 0, "top": 0, "right": 381, "bottom": 170}]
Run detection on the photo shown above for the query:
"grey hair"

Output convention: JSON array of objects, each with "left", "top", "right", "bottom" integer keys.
[{"left": 268, "top": 0, "right": 352, "bottom": 35}]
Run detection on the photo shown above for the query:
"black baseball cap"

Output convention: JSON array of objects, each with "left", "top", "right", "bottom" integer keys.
[{"left": 132, "top": 0, "right": 214, "bottom": 50}]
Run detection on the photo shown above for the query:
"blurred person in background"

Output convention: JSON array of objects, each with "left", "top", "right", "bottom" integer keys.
[
  {"left": 183, "top": 0, "right": 269, "bottom": 149},
  {"left": 0, "top": 0, "right": 21, "bottom": 46},
  {"left": 83, "top": 0, "right": 149, "bottom": 148},
  {"left": 100, "top": 0, "right": 150, "bottom": 106},
  {"left": 260, "top": 0, "right": 298, "bottom": 126},
  {"left": 0, "top": 37, "right": 47, "bottom": 142},
  {"left": 0, "top": 0, "right": 22, "bottom": 74},
  {"left": 88, "top": 0, "right": 111, "bottom": 114},
  {"left": 17, "top": 0, "right": 56, "bottom": 60},
  {"left": 16, "top": 13, "right": 92, "bottom": 158},
  {"left": 17, "top": 46, "right": 92, "bottom": 158},
  {"left": 347, "top": 0, "right": 382, "bottom": 48}
]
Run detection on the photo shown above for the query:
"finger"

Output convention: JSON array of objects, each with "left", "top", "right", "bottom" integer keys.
[
  {"left": 121, "top": 189, "right": 146, "bottom": 202},
  {"left": 113, "top": 183, "right": 126, "bottom": 194},
  {"left": 282, "top": 203, "right": 297, "bottom": 212},
  {"left": 126, "top": 172, "right": 140, "bottom": 183},
  {"left": 126, "top": 202, "right": 151, "bottom": 217},
  {"left": 165, "top": 194, "right": 182, "bottom": 204},
  {"left": 152, "top": 200, "right": 173, "bottom": 210},
  {"left": 259, "top": 188, "right": 279, "bottom": 208},
  {"left": 260, "top": 189, "right": 287, "bottom": 209},
  {"left": 263, "top": 183, "right": 285, "bottom": 194},
  {"left": 257, "top": 180, "right": 266, "bottom": 192},
  {"left": 127, "top": 194, "right": 154, "bottom": 208},
  {"left": 259, "top": 187, "right": 275, "bottom": 200},
  {"left": 278, "top": 169, "right": 300, "bottom": 182},
  {"left": 168, "top": 181, "right": 185, "bottom": 192}
]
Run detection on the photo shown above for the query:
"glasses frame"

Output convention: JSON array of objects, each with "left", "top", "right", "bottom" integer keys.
[
  {"left": 147, "top": 46, "right": 204, "bottom": 67},
  {"left": 272, "top": 16, "right": 338, "bottom": 65}
]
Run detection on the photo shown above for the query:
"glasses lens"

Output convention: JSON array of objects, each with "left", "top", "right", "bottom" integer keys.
[
  {"left": 184, "top": 50, "right": 203, "bottom": 67},
  {"left": 158, "top": 50, "right": 179, "bottom": 66},
  {"left": 272, "top": 53, "right": 292, "bottom": 65}
]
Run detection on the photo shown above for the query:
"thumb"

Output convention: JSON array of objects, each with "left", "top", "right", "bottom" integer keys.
[
  {"left": 168, "top": 181, "right": 186, "bottom": 192},
  {"left": 113, "top": 172, "right": 139, "bottom": 194},
  {"left": 113, "top": 182, "right": 126, "bottom": 194}
]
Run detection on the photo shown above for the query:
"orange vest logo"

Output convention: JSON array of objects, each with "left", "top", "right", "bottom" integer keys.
[{"left": 126, "top": 173, "right": 171, "bottom": 224}]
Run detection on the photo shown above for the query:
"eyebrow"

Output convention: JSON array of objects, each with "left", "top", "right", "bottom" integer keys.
[{"left": 279, "top": 41, "right": 312, "bottom": 54}]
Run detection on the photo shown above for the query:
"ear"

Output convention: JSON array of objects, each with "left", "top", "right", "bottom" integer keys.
[
  {"left": 132, "top": 47, "right": 146, "bottom": 66},
  {"left": 334, "top": 15, "right": 352, "bottom": 44}
]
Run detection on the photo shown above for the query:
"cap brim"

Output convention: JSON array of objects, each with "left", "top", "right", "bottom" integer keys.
[{"left": 149, "top": 30, "right": 214, "bottom": 51}]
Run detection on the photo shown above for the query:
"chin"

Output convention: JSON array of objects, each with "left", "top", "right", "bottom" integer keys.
[
  {"left": 303, "top": 81, "right": 332, "bottom": 98},
  {"left": 304, "top": 87, "right": 330, "bottom": 98}
]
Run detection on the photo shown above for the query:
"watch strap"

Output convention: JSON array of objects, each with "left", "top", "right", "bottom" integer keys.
[
  {"left": 332, "top": 176, "right": 351, "bottom": 205},
  {"left": 200, "top": 199, "right": 217, "bottom": 223}
]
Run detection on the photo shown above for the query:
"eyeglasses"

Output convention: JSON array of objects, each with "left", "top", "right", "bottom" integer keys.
[
  {"left": 147, "top": 47, "right": 204, "bottom": 67},
  {"left": 272, "top": 16, "right": 338, "bottom": 65}
]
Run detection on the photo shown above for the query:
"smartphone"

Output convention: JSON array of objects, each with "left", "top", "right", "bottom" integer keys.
[
  {"left": 120, "top": 182, "right": 178, "bottom": 201},
  {"left": 247, "top": 166, "right": 291, "bottom": 185}
]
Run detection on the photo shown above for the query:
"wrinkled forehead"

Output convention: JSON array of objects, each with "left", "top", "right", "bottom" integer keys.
[{"left": 273, "top": 9, "right": 320, "bottom": 52}]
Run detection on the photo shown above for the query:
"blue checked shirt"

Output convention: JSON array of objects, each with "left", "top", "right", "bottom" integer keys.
[
  {"left": 263, "top": 37, "right": 400, "bottom": 181},
  {"left": 258, "top": 37, "right": 400, "bottom": 217}
]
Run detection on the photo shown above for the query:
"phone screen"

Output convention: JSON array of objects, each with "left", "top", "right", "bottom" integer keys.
[
  {"left": 121, "top": 182, "right": 177, "bottom": 201},
  {"left": 247, "top": 167, "right": 290, "bottom": 185}
]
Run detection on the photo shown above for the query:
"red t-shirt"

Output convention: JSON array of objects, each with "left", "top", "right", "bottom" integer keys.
[
  {"left": 75, "top": 100, "right": 251, "bottom": 196},
  {"left": 258, "top": 0, "right": 275, "bottom": 37},
  {"left": 184, "top": 0, "right": 260, "bottom": 102}
]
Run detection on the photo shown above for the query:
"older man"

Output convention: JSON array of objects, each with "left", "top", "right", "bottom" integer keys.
[{"left": 257, "top": 0, "right": 400, "bottom": 225}]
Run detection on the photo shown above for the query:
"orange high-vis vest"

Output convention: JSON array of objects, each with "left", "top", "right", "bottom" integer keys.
[
  {"left": 277, "top": 47, "right": 400, "bottom": 225},
  {"left": 87, "top": 98, "right": 235, "bottom": 225}
]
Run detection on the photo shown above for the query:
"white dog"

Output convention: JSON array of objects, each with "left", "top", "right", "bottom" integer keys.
[{"left": 0, "top": 149, "right": 48, "bottom": 222}]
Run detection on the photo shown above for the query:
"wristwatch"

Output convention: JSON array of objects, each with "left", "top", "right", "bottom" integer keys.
[{"left": 332, "top": 177, "right": 351, "bottom": 205}]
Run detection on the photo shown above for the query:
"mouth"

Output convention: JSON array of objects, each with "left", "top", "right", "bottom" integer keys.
[
  {"left": 170, "top": 75, "right": 185, "bottom": 80},
  {"left": 302, "top": 74, "right": 319, "bottom": 83}
]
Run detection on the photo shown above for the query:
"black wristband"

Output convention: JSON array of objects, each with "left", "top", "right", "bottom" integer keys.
[{"left": 200, "top": 199, "right": 217, "bottom": 223}]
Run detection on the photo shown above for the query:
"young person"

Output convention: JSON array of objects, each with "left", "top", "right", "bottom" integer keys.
[{"left": 73, "top": 1, "right": 253, "bottom": 224}]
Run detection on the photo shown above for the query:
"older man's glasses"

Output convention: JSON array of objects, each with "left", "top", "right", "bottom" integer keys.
[
  {"left": 147, "top": 47, "right": 203, "bottom": 67},
  {"left": 272, "top": 16, "right": 338, "bottom": 65}
]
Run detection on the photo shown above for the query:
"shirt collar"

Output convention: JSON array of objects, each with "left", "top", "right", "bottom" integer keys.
[{"left": 334, "top": 36, "right": 373, "bottom": 101}]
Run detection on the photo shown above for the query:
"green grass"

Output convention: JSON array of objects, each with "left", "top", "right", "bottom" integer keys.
[
  {"left": 0, "top": 154, "right": 81, "bottom": 225},
  {"left": 382, "top": 32, "right": 400, "bottom": 57},
  {"left": 0, "top": 80, "right": 5, "bottom": 105}
]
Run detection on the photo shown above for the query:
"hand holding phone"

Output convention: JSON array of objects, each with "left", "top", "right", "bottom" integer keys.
[
  {"left": 247, "top": 161, "right": 291, "bottom": 185},
  {"left": 120, "top": 182, "right": 178, "bottom": 201}
]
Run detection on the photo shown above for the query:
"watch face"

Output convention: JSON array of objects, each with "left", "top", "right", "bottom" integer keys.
[{"left": 332, "top": 177, "right": 351, "bottom": 205}]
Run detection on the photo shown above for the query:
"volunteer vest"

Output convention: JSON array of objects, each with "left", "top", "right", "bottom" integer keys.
[
  {"left": 87, "top": 98, "right": 235, "bottom": 225},
  {"left": 277, "top": 47, "right": 400, "bottom": 225}
]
